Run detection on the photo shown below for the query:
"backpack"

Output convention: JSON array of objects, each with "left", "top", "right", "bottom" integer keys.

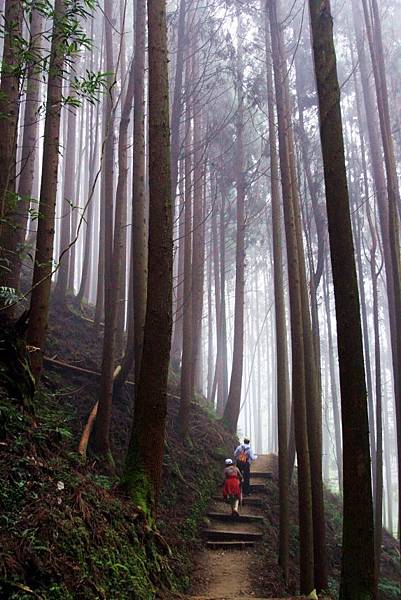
[{"left": 237, "top": 446, "right": 249, "bottom": 463}]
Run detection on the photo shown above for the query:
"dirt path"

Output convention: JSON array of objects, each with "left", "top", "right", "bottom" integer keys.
[{"left": 187, "top": 455, "right": 274, "bottom": 600}]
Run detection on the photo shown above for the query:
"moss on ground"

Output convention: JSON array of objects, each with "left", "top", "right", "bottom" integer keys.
[{"left": 0, "top": 391, "right": 178, "bottom": 599}]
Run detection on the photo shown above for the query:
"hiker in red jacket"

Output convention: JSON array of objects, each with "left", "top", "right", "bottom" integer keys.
[
  {"left": 223, "top": 458, "right": 243, "bottom": 517},
  {"left": 234, "top": 438, "right": 257, "bottom": 496}
]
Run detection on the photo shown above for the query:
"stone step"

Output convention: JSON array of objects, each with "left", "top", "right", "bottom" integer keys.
[
  {"left": 212, "top": 495, "right": 264, "bottom": 506},
  {"left": 205, "top": 540, "right": 256, "bottom": 550},
  {"left": 206, "top": 512, "right": 265, "bottom": 524},
  {"left": 250, "top": 471, "right": 273, "bottom": 479},
  {"left": 203, "top": 529, "right": 263, "bottom": 542},
  {"left": 249, "top": 482, "right": 267, "bottom": 492}
]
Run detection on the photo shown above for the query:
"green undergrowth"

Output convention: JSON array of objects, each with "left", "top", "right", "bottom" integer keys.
[
  {"left": 0, "top": 391, "right": 177, "bottom": 599},
  {"left": 0, "top": 375, "right": 237, "bottom": 599},
  {"left": 253, "top": 458, "right": 400, "bottom": 599}
]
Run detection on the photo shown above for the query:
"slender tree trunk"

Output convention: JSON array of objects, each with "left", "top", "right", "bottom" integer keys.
[
  {"left": 268, "top": 1, "right": 314, "bottom": 592},
  {"left": 367, "top": 209, "right": 383, "bottom": 582},
  {"left": 223, "top": 6, "right": 246, "bottom": 433},
  {"left": 360, "top": 0, "right": 401, "bottom": 555},
  {"left": 307, "top": 1, "right": 376, "bottom": 597},
  {"left": 323, "top": 263, "right": 343, "bottom": 495},
  {"left": 178, "top": 53, "right": 193, "bottom": 437},
  {"left": 219, "top": 192, "right": 229, "bottom": 405},
  {"left": 54, "top": 81, "right": 77, "bottom": 304},
  {"left": 114, "top": 0, "right": 147, "bottom": 394},
  {"left": 264, "top": 4, "right": 289, "bottom": 581},
  {"left": 124, "top": 0, "right": 172, "bottom": 514},
  {"left": 170, "top": 0, "right": 186, "bottom": 209},
  {"left": 12, "top": 5, "right": 43, "bottom": 289},
  {"left": 77, "top": 97, "right": 100, "bottom": 304},
  {"left": 26, "top": 0, "right": 66, "bottom": 381},
  {"left": 94, "top": 0, "right": 118, "bottom": 458},
  {"left": 0, "top": 0, "right": 23, "bottom": 297}
]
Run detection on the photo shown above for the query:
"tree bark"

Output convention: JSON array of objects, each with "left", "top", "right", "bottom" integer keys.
[
  {"left": 26, "top": 0, "right": 66, "bottom": 381},
  {"left": 307, "top": 1, "right": 376, "bottom": 597},
  {"left": 178, "top": 52, "right": 193, "bottom": 437},
  {"left": 0, "top": 0, "right": 23, "bottom": 297},
  {"left": 113, "top": 0, "right": 147, "bottom": 394},
  {"left": 264, "top": 3, "right": 289, "bottom": 581},
  {"left": 268, "top": 1, "right": 314, "bottom": 592},
  {"left": 124, "top": 0, "right": 172, "bottom": 515},
  {"left": 223, "top": 6, "right": 246, "bottom": 434}
]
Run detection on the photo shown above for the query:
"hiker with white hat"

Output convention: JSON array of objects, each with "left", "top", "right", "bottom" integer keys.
[{"left": 222, "top": 458, "right": 243, "bottom": 517}]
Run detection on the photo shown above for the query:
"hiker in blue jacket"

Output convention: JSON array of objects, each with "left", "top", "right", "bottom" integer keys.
[{"left": 234, "top": 438, "right": 257, "bottom": 496}]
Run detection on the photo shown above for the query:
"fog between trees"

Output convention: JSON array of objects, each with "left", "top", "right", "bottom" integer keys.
[{"left": 0, "top": 0, "right": 401, "bottom": 597}]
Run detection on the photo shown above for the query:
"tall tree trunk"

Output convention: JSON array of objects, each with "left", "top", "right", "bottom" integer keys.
[
  {"left": 323, "top": 263, "right": 343, "bottom": 495},
  {"left": 264, "top": 3, "right": 289, "bottom": 581},
  {"left": 26, "top": 0, "right": 66, "bottom": 381},
  {"left": 94, "top": 0, "right": 118, "bottom": 458},
  {"left": 13, "top": 4, "right": 42, "bottom": 289},
  {"left": 307, "top": 1, "right": 376, "bottom": 597},
  {"left": 0, "top": 0, "right": 23, "bottom": 298},
  {"left": 367, "top": 208, "right": 383, "bottom": 582},
  {"left": 114, "top": 0, "right": 147, "bottom": 393},
  {"left": 77, "top": 96, "right": 100, "bottom": 304},
  {"left": 170, "top": 0, "right": 186, "bottom": 209},
  {"left": 360, "top": 0, "right": 401, "bottom": 555},
  {"left": 124, "top": 0, "right": 172, "bottom": 514},
  {"left": 54, "top": 81, "right": 77, "bottom": 304},
  {"left": 223, "top": 6, "right": 246, "bottom": 433},
  {"left": 268, "top": 1, "right": 314, "bottom": 592},
  {"left": 178, "top": 53, "right": 193, "bottom": 438},
  {"left": 190, "top": 37, "right": 205, "bottom": 394}
]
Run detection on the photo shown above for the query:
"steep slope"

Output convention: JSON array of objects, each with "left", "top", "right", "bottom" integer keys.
[{"left": 0, "top": 307, "right": 236, "bottom": 599}]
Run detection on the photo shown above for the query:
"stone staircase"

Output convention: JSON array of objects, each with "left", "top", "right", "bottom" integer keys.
[{"left": 201, "top": 464, "right": 272, "bottom": 550}]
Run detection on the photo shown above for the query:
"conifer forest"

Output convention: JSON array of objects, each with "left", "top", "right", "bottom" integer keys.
[{"left": 1, "top": 0, "right": 401, "bottom": 598}]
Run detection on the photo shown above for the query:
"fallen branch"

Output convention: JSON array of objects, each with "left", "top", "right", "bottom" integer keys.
[
  {"left": 78, "top": 401, "right": 98, "bottom": 457},
  {"left": 43, "top": 356, "right": 135, "bottom": 387}
]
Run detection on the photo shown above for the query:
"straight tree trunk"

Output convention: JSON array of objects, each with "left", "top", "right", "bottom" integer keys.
[
  {"left": 13, "top": 5, "right": 43, "bottom": 289},
  {"left": 323, "top": 263, "right": 343, "bottom": 495},
  {"left": 77, "top": 97, "right": 100, "bottom": 304},
  {"left": 94, "top": 0, "right": 118, "bottom": 458},
  {"left": 170, "top": 0, "right": 186, "bottom": 209},
  {"left": 26, "top": 0, "right": 67, "bottom": 381},
  {"left": 54, "top": 82, "right": 77, "bottom": 304},
  {"left": 124, "top": 0, "right": 172, "bottom": 514},
  {"left": 264, "top": 4, "right": 289, "bottom": 581},
  {"left": 360, "top": 0, "right": 401, "bottom": 555},
  {"left": 367, "top": 208, "right": 383, "bottom": 581},
  {"left": 268, "top": 1, "right": 314, "bottom": 592},
  {"left": 178, "top": 53, "right": 193, "bottom": 437},
  {"left": 307, "top": 1, "right": 376, "bottom": 597},
  {"left": 0, "top": 0, "right": 23, "bottom": 297},
  {"left": 223, "top": 6, "right": 246, "bottom": 433},
  {"left": 114, "top": 0, "right": 147, "bottom": 392}
]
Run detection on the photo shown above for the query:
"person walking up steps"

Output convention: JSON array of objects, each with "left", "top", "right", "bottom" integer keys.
[
  {"left": 222, "top": 458, "right": 243, "bottom": 517},
  {"left": 234, "top": 438, "right": 257, "bottom": 496}
]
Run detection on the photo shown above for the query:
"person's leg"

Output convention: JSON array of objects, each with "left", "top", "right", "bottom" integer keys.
[{"left": 244, "top": 462, "right": 251, "bottom": 494}]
